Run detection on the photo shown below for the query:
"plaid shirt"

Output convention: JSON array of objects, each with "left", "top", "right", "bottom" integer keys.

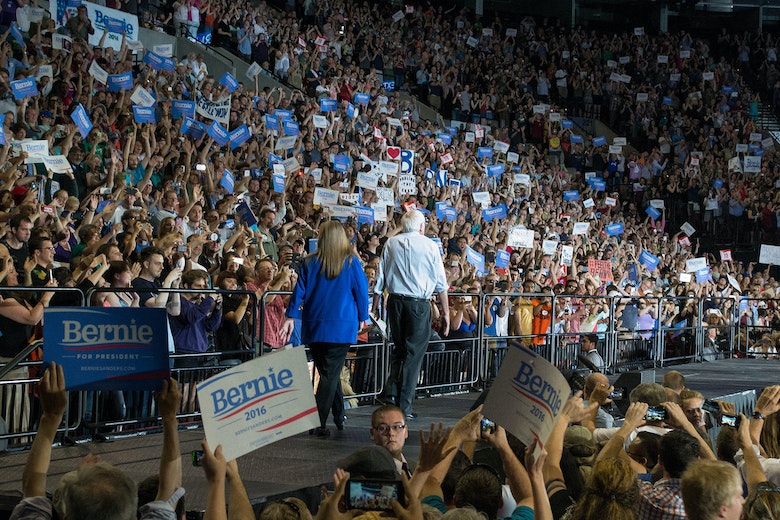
[{"left": 638, "top": 478, "right": 687, "bottom": 520}]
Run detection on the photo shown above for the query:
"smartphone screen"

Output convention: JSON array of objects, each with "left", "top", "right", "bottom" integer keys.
[{"left": 345, "top": 479, "right": 403, "bottom": 511}]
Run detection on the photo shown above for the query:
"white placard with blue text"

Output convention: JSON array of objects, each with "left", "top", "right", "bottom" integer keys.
[
  {"left": 197, "top": 347, "right": 318, "bottom": 461},
  {"left": 482, "top": 342, "right": 569, "bottom": 448}
]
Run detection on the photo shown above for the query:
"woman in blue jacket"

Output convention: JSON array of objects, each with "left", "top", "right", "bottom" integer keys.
[{"left": 280, "top": 221, "right": 369, "bottom": 437}]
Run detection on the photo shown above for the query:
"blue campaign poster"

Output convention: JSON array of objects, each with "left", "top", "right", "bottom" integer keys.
[{"left": 43, "top": 307, "right": 170, "bottom": 391}]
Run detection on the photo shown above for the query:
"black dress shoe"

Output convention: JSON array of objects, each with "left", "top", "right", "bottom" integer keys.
[
  {"left": 309, "top": 427, "right": 331, "bottom": 437},
  {"left": 335, "top": 416, "right": 346, "bottom": 431}
]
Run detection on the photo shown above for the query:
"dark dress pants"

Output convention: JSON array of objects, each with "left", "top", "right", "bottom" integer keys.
[
  {"left": 385, "top": 296, "right": 431, "bottom": 415},
  {"left": 309, "top": 342, "right": 350, "bottom": 428}
]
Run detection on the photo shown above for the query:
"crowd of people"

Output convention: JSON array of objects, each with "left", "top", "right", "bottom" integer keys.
[
  {"left": 0, "top": 0, "right": 778, "bottom": 438},
  {"left": 12, "top": 362, "right": 780, "bottom": 520},
  {"left": 0, "top": 0, "right": 777, "bottom": 517}
]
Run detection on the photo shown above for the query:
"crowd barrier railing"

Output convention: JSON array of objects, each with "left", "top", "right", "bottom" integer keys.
[{"left": 1, "top": 285, "right": 777, "bottom": 446}]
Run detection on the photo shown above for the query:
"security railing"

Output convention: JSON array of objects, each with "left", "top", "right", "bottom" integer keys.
[{"left": 1, "top": 284, "right": 777, "bottom": 447}]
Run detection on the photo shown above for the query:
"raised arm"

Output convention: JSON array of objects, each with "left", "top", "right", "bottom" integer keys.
[{"left": 22, "top": 362, "right": 67, "bottom": 498}]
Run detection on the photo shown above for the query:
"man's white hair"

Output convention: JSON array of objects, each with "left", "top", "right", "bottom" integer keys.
[{"left": 401, "top": 209, "right": 425, "bottom": 233}]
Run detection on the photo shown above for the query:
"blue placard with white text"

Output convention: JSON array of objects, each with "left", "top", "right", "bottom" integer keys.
[
  {"left": 207, "top": 121, "right": 229, "bottom": 146},
  {"left": 320, "top": 98, "right": 337, "bottom": 112},
  {"left": 43, "top": 307, "right": 170, "bottom": 391},
  {"left": 107, "top": 72, "right": 133, "bottom": 92},
  {"left": 639, "top": 249, "right": 660, "bottom": 271},
  {"left": 219, "top": 71, "right": 239, "bottom": 93},
  {"left": 181, "top": 117, "right": 207, "bottom": 140},
  {"left": 132, "top": 105, "right": 156, "bottom": 124},
  {"left": 606, "top": 222, "right": 625, "bottom": 236},
  {"left": 71, "top": 103, "right": 93, "bottom": 137},
  {"left": 11, "top": 77, "right": 38, "bottom": 100},
  {"left": 171, "top": 99, "right": 195, "bottom": 120},
  {"left": 229, "top": 125, "right": 251, "bottom": 149}
]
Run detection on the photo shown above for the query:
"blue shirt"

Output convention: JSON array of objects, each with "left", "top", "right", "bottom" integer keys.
[{"left": 170, "top": 296, "right": 222, "bottom": 353}]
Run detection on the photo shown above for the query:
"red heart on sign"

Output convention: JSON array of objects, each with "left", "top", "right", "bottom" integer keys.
[{"left": 387, "top": 147, "right": 401, "bottom": 160}]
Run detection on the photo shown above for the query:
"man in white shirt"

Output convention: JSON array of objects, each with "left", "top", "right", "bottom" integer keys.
[{"left": 373, "top": 210, "right": 449, "bottom": 419}]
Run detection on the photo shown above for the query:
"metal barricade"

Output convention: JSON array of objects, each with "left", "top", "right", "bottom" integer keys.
[
  {"left": 74, "top": 286, "right": 259, "bottom": 438},
  {"left": 734, "top": 296, "right": 779, "bottom": 358},
  {"left": 0, "top": 286, "right": 87, "bottom": 447}
]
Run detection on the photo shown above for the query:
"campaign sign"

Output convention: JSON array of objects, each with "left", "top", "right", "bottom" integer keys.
[
  {"left": 42, "top": 155, "right": 72, "bottom": 174},
  {"left": 229, "top": 125, "right": 251, "bottom": 150},
  {"left": 436, "top": 132, "right": 452, "bottom": 145},
  {"left": 171, "top": 99, "right": 195, "bottom": 120},
  {"left": 272, "top": 171, "right": 285, "bottom": 193},
  {"left": 590, "top": 179, "right": 606, "bottom": 191},
  {"left": 43, "top": 307, "right": 170, "bottom": 391},
  {"left": 143, "top": 50, "right": 174, "bottom": 72},
  {"left": 275, "top": 109, "right": 292, "bottom": 122},
  {"left": 466, "top": 246, "right": 485, "bottom": 271},
  {"left": 207, "top": 121, "right": 229, "bottom": 146},
  {"left": 495, "top": 249, "right": 510, "bottom": 268},
  {"left": 486, "top": 164, "right": 504, "bottom": 177},
  {"left": 181, "top": 117, "right": 207, "bottom": 140},
  {"left": 103, "top": 16, "right": 124, "bottom": 34},
  {"left": 563, "top": 190, "right": 579, "bottom": 201},
  {"left": 333, "top": 154, "right": 351, "bottom": 173},
  {"left": 588, "top": 259, "right": 613, "bottom": 281},
  {"left": 313, "top": 187, "right": 339, "bottom": 206},
  {"left": 570, "top": 134, "right": 583, "bottom": 144},
  {"left": 283, "top": 120, "right": 300, "bottom": 136},
  {"left": 220, "top": 169, "right": 235, "bottom": 194},
  {"left": 265, "top": 113, "right": 279, "bottom": 131},
  {"left": 11, "top": 77, "right": 38, "bottom": 100},
  {"left": 606, "top": 222, "right": 625, "bottom": 236},
  {"left": 219, "top": 71, "right": 240, "bottom": 93},
  {"left": 442, "top": 206, "right": 456, "bottom": 222},
  {"left": 235, "top": 200, "right": 258, "bottom": 228},
  {"left": 483, "top": 204, "right": 508, "bottom": 222},
  {"left": 592, "top": 136, "right": 606, "bottom": 147},
  {"left": 198, "top": 347, "right": 319, "bottom": 461},
  {"left": 355, "top": 206, "right": 375, "bottom": 225},
  {"left": 478, "top": 147, "right": 493, "bottom": 159},
  {"left": 696, "top": 267, "right": 711, "bottom": 284},
  {"left": 354, "top": 92, "right": 370, "bottom": 104},
  {"left": 320, "top": 98, "right": 337, "bottom": 112},
  {"left": 482, "top": 342, "right": 569, "bottom": 447},
  {"left": 639, "top": 249, "right": 660, "bottom": 271},
  {"left": 662, "top": 96, "right": 673, "bottom": 105},
  {"left": 132, "top": 105, "right": 156, "bottom": 124},
  {"left": 70, "top": 103, "right": 93, "bottom": 137},
  {"left": 645, "top": 205, "right": 662, "bottom": 220},
  {"left": 562, "top": 119, "right": 573, "bottom": 129},
  {"left": 107, "top": 71, "right": 133, "bottom": 91}
]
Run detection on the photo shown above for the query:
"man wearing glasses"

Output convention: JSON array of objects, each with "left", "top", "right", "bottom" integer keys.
[
  {"left": 369, "top": 405, "right": 412, "bottom": 478},
  {"left": 28, "top": 235, "right": 56, "bottom": 296}
]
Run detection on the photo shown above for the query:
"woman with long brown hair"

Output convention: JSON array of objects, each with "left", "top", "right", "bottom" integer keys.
[{"left": 280, "top": 221, "right": 369, "bottom": 437}]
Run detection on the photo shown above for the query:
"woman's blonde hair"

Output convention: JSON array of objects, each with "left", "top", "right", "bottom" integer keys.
[
  {"left": 315, "top": 221, "right": 352, "bottom": 279},
  {"left": 569, "top": 457, "right": 638, "bottom": 520}
]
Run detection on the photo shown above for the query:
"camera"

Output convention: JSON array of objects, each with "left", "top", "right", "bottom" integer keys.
[
  {"left": 345, "top": 479, "right": 404, "bottom": 511},
  {"left": 99, "top": 187, "right": 112, "bottom": 195},
  {"left": 177, "top": 245, "right": 188, "bottom": 252},
  {"left": 701, "top": 399, "right": 721, "bottom": 414},
  {"left": 721, "top": 414, "right": 741, "bottom": 428},
  {"left": 609, "top": 387, "right": 626, "bottom": 400},
  {"left": 196, "top": 163, "right": 207, "bottom": 171},
  {"left": 480, "top": 418, "right": 496, "bottom": 434},
  {"left": 644, "top": 406, "right": 666, "bottom": 422}
]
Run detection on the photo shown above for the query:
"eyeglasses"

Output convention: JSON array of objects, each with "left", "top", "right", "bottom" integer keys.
[
  {"left": 373, "top": 423, "right": 406, "bottom": 434},
  {"left": 39, "top": 246, "right": 56, "bottom": 251}
]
